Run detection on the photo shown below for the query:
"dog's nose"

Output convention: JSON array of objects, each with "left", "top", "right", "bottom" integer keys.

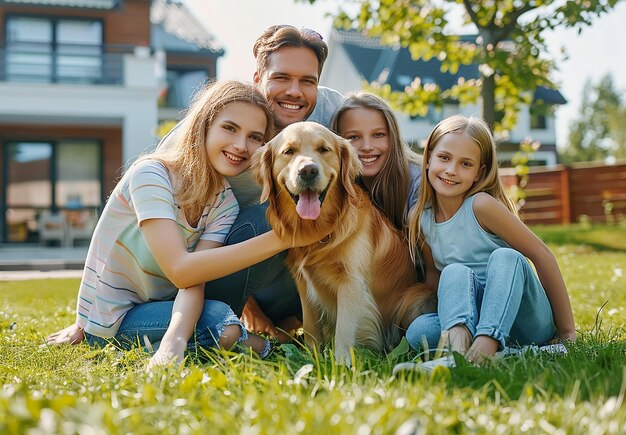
[{"left": 298, "top": 163, "right": 319, "bottom": 183}]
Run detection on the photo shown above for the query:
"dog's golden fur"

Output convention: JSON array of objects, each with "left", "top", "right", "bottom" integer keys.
[{"left": 253, "top": 122, "right": 436, "bottom": 362}]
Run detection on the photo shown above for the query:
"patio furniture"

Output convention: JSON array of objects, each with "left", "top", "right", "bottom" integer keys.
[{"left": 38, "top": 212, "right": 68, "bottom": 247}]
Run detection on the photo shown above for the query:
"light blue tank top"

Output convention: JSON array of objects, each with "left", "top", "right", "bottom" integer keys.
[{"left": 421, "top": 194, "right": 509, "bottom": 285}]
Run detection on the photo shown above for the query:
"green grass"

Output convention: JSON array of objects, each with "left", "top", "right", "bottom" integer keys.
[{"left": 1, "top": 224, "right": 626, "bottom": 433}]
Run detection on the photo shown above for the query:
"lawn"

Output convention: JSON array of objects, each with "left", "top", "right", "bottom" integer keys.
[{"left": 1, "top": 224, "right": 625, "bottom": 434}]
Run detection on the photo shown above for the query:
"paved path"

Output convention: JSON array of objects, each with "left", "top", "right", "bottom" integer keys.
[
  {"left": 0, "top": 245, "right": 87, "bottom": 280},
  {"left": 0, "top": 270, "right": 83, "bottom": 281}
]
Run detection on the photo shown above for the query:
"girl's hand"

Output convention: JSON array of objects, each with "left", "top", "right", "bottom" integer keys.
[
  {"left": 46, "top": 323, "right": 84, "bottom": 345},
  {"left": 282, "top": 230, "right": 332, "bottom": 249}
]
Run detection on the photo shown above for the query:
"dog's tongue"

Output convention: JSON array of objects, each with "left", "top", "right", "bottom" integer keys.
[{"left": 296, "top": 189, "right": 321, "bottom": 220}]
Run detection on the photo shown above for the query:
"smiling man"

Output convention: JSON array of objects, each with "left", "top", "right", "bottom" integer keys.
[
  {"left": 252, "top": 25, "right": 343, "bottom": 130},
  {"left": 201, "top": 25, "right": 344, "bottom": 341}
]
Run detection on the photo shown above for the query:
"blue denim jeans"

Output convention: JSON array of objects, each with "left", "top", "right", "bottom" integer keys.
[
  {"left": 85, "top": 299, "right": 245, "bottom": 352},
  {"left": 406, "top": 248, "right": 556, "bottom": 351},
  {"left": 203, "top": 203, "right": 301, "bottom": 321}
]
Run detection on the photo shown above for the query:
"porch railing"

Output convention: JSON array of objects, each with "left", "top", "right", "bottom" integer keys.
[{"left": 0, "top": 42, "right": 135, "bottom": 85}]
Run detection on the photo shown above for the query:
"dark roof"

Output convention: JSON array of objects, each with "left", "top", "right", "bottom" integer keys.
[
  {"left": 151, "top": 0, "right": 224, "bottom": 55},
  {"left": 0, "top": 0, "right": 120, "bottom": 8},
  {"left": 335, "top": 29, "right": 566, "bottom": 105}
]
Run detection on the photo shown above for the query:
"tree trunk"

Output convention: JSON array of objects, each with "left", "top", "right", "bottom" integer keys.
[{"left": 482, "top": 73, "right": 496, "bottom": 128}]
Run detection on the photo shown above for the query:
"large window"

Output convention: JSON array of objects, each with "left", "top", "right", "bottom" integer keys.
[
  {"left": 2, "top": 140, "right": 102, "bottom": 243},
  {"left": 5, "top": 16, "right": 103, "bottom": 83}
]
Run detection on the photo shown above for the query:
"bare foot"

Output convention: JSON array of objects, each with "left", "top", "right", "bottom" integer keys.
[
  {"left": 276, "top": 316, "right": 302, "bottom": 343},
  {"left": 465, "top": 335, "right": 499, "bottom": 365},
  {"left": 242, "top": 296, "right": 279, "bottom": 338},
  {"left": 240, "top": 332, "right": 271, "bottom": 358},
  {"left": 147, "top": 337, "right": 186, "bottom": 370},
  {"left": 46, "top": 323, "right": 84, "bottom": 345},
  {"left": 446, "top": 325, "right": 472, "bottom": 354}
]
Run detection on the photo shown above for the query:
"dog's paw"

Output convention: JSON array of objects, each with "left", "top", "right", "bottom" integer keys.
[{"left": 334, "top": 346, "right": 353, "bottom": 367}]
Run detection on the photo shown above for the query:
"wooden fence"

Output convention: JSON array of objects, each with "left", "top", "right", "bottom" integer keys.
[{"left": 500, "top": 162, "right": 626, "bottom": 225}]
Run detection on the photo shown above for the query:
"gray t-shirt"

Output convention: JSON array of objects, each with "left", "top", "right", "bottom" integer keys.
[{"left": 407, "top": 162, "right": 422, "bottom": 212}]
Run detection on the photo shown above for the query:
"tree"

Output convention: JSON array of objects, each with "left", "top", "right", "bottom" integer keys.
[
  {"left": 563, "top": 74, "right": 626, "bottom": 163},
  {"left": 304, "top": 0, "right": 618, "bottom": 134}
]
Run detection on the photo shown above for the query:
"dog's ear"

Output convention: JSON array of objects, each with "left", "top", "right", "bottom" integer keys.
[
  {"left": 337, "top": 135, "right": 362, "bottom": 199},
  {"left": 251, "top": 139, "right": 275, "bottom": 204}
]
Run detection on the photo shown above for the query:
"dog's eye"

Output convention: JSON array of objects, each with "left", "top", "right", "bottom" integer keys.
[
  {"left": 282, "top": 148, "right": 294, "bottom": 155},
  {"left": 318, "top": 146, "right": 331, "bottom": 154}
]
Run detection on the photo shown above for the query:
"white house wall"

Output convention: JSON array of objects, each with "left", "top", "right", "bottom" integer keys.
[
  {"left": 0, "top": 52, "right": 158, "bottom": 165},
  {"left": 509, "top": 105, "right": 557, "bottom": 145},
  {"left": 320, "top": 43, "right": 371, "bottom": 100}
]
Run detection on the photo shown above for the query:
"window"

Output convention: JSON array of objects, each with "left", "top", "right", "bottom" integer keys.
[
  {"left": 530, "top": 113, "right": 547, "bottom": 130},
  {"left": 2, "top": 140, "right": 102, "bottom": 243},
  {"left": 5, "top": 16, "right": 103, "bottom": 83}
]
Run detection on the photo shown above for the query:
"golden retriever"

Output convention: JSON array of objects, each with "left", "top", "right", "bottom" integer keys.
[{"left": 253, "top": 122, "right": 436, "bottom": 364}]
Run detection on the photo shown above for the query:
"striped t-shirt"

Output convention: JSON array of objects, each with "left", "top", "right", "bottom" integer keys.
[{"left": 75, "top": 159, "right": 239, "bottom": 338}]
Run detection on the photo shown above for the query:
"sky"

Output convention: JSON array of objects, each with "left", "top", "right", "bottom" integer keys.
[{"left": 186, "top": 0, "right": 626, "bottom": 148}]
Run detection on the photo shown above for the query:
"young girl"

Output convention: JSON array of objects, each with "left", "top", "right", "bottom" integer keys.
[
  {"left": 46, "top": 80, "right": 322, "bottom": 367},
  {"left": 331, "top": 92, "right": 422, "bottom": 231},
  {"left": 405, "top": 115, "right": 576, "bottom": 365}
]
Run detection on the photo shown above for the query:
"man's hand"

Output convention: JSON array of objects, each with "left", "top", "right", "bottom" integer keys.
[
  {"left": 46, "top": 323, "right": 84, "bottom": 345},
  {"left": 242, "top": 296, "right": 279, "bottom": 337}
]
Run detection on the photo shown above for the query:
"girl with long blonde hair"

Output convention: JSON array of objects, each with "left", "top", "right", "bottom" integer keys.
[
  {"left": 404, "top": 115, "right": 575, "bottom": 368},
  {"left": 47, "top": 81, "right": 323, "bottom": 367}
]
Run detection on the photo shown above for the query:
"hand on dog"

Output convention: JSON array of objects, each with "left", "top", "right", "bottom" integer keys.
[
  {"left": 242, "top": 296, "right": 279, "bottom": 337},
  {"left": 285, "top": 231, "right": 332, "bottom": 249}
]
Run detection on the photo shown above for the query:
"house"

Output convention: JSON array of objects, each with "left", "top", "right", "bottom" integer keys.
[
  {"left": 320, "top": 29, "right": 567, "bottom": 166},
  {"left": 0, "top": 0, "right": 223, "bottom": 244}
]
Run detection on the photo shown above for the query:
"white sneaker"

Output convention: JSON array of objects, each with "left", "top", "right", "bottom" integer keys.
[
  {"left": 419, "top": 355, "right": 456, "bottom": 373},
  {"left": 497, "top": 342, "right": 568, "bottom": 357},
  {"left": 538, "top": 342, "right": 568, "bottom": 354},
  {"left": 392, "top": 355, "right": 456, "bottom": 375}
]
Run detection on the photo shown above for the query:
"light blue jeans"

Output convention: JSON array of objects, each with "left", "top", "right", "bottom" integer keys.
[
  {"left": 203, "top": 203, "right": 301, "bottom": 321},
  {"left": 85, "top": 299, "right": 245, "bottom": 353},
  {"left": 406, "top": 248, "right": 556, "bottom": 351}
]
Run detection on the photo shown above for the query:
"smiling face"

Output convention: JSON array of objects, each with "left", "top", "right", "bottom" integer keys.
[
  {"left": 205, "top": 102, "right": 268, "bottom": 177},
  {"left": 337, "top": 107, "right": 390, "bottom": 180},
  {"left": 254, "top": 46, "right": 319, "bottom": 129},
  {"left": 427, "top": 133, "right": 484, "bottom": 201}
]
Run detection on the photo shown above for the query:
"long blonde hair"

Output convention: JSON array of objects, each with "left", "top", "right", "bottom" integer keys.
[
  {"left": 142, "top": 80, "right": 273, "bottom": 224},
  {"left": 331, "top": 92, "right": 421, "bottom": 230},
  {"left": 408, "top": 115, "right": 517, "bottom": 257}
]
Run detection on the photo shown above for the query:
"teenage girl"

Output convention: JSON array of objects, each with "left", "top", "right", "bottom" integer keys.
[
  {"left": 331, "top": 92, "right": 421, "bottom": 232},
  {"left": 46, "top": 81, "right": 322, "bottom": 367}
]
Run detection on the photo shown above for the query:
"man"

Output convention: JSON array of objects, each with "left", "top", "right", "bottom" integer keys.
[
  {"left": 201, "top": 25, "right": 344, "bottom": 340},
  {"left": 252, "top": 25, "right": 342, "bottom": 131}
]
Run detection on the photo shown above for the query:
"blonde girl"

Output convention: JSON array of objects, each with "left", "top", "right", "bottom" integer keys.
[
  {"left": 331, "top": 92, "right": 422, "bottom": 231},
  {"left": 405, "top": 115, "right": 576, "bottom": 366},
  {"left": 47, "top": 81, "right": 322, "bottom": 367}
]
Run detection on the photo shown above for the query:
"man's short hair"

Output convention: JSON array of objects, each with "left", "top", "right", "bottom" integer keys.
[{"left": 253, "top": 25, "right": 328, "bottom": 77}]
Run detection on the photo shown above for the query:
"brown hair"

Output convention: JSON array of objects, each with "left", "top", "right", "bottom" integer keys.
[
  {"left": 407, "top": 115, "right": 517, "bottom": 258},
  {"left": 253, "top": 25, "right": 328, "bottom": 77},
  {"left": 143, "top": 80, "right": 273, "bottom": 225},
  {"left": 331, "top": 92, "right": 421, "bottom": 231}
]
